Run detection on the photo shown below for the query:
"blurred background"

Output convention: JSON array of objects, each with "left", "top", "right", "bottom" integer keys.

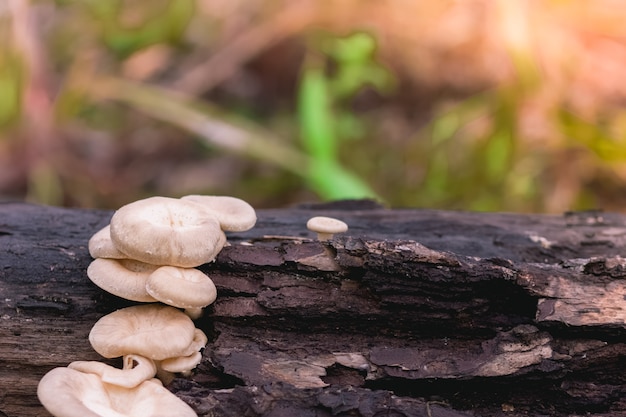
[{"left": 2, "top": 0, "right": 626, "bottom": 212}]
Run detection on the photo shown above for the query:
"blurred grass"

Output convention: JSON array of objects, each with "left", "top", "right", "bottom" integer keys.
[
  {"left": 297, "top": 32, "right": 389, "bottom": 201},
  {"left": 2, "top": 0, "right": 626, "bottom": 213}
]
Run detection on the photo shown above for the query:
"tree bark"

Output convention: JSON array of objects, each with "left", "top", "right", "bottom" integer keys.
[{"left": 2, "top": 200, "right": 626, "bottom": 416}]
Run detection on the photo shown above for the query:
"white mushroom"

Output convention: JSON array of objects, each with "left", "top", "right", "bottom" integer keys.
[
  {"left": 145, "top": 266, "right": 217, "bottom": 319},
  {"left": 89, "top": 304, "right": 197, "bottom": 361},
  {"left": 159, "top": 352, "right": 202, "bottom": 378},
  {"left": 37, "top": 367, "right": 197, "bottom": 417},
  {"left": 181, "top": 195, "right": 257, "bottom": 232},
  {"left": 159, "top": 328, "right": 208, "bottom": 376},
  {"left": 306, "top": 216, "right": 349, "bottom": 241},
  {"left": 88, "top": 225, "right": 127, "bottom": 259},
  {"left": 87, "top": 258, "right": 158, "bottom": 303},
  {"left": 68, "top": 354, "right": 157, "bottom": 388},
  {"left": 183, "top": 328, "right": 210, "bottom": 356},
  {"left": 109, "top": 196, "right": 226, "bottom": 267}
]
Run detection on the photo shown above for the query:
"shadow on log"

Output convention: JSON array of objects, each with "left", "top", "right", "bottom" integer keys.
[{"left": 2, "top": 200, "right": 626, "bottom": 416}]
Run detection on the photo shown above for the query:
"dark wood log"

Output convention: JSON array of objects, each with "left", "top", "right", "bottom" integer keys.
[{"left": 2, "top": 200, "right": 626, "bottom": 417}]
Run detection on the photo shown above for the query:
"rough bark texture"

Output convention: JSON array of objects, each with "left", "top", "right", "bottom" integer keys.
[{"left": 2, "top": 200, "right": 626, "bottom": 417}]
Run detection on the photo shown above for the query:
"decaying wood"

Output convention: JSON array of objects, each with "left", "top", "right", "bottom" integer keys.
[{"left": 2, "top": 201, "right": 626, "bottom": 416}]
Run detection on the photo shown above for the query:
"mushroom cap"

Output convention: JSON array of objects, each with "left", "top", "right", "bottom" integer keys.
[
  {"left": 88, "top": 225, "right": 127, "bottom": 259},
  {"left": 109, "top": 196, "right": 226, "bottom": 267},
  {"left": 160, "top": 351, "right": 202, "bottom": 374},
  {"left": 183, "top": 328, "right": 209, "bottom": 356},
  {"left": 38, "top": 367, "right": 103, "bottom": 417},
  {"left": 145, "top": 266, "right": 217, "bottom": 309},
  {"left": 37, "top": 367, "right": 197, "bottom": 417},
  {"left": 181, "top": 195, "right": 257, "bottom": 232},
  {"left": 68, "top": 354, "right": 157, "bottom": 388},
  {"left": 89, "top": 304, "right": 197, "bottom": 360},
  {"left": 87, "top": 258, "right": 158, "bottom": 302},
  {"left": 159, "top": 328, "right": 207, "bottom": 374},
  {"left": 306, "top": 216, "right": 349, "bottom": 234}
]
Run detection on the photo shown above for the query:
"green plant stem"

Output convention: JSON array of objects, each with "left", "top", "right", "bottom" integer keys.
[{"left": 297, "top": 65, "right": 337, "bottom": 161}]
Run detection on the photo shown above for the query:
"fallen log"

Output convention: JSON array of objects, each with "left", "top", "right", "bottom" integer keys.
[{"left": 2, "top": 200, "right": 626, "bottom": 416}]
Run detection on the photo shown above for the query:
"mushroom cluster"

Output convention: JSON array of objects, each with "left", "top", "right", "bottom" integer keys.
[
  {"left": 37, "top": 195, "right": 256, "bottom": 417},
  {"left": 88, "top": 195, "right": 256, "bottom": 318}
]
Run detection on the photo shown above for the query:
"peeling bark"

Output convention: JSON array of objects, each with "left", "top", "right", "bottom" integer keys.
[{"left": 2, "top": 202, "right": 626, "bottom": 416}]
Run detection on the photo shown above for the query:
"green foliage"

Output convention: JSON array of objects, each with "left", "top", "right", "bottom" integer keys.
[
  {"left": 0, "top": 53, "right": 23, "bottom": 129},
  {"left": 297, "top": 31, "right": 393, "bottom": 201},
  {"left": 560, "top": 110, "right": 626, "bottom": 162},
  {"left": 298, "top": 65, "right": 336, "bottom": 161},
  {"left": 413, "top": 90, "right": 529, "bottom": 212},
  {"left": 321, "top": 31, "right": 394, "bottom": 99},
  {"left": 84, "top": 0, "right": 195, "bottom": 57},
  {"left": 5, "top": 2, "right": 626, "bottom": 211}
]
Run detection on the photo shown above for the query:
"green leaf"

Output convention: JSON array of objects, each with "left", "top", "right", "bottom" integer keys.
[
  {"left": 431, "top": 111, "right": 459, "bottom": 146},
  {"left": 297, "top": 65, "right": 337, "bottom": 160},
  {"left": 326, "top": 32, "right": 376, "bottom": 63},
  {"left": 561, "top": 111, "right": 626, "bottom": 162},
  {"left": 483, "top": 128, "right": 513, "bottom": 179},
  {"left": 86, "top": 0, "right": 195, "bottom": 57},
  {"left": 308, "top": 159, "right": 379, "bottom": 201},
  {"left": 0, "top": 58, "right": 23, "bottom": 129}
]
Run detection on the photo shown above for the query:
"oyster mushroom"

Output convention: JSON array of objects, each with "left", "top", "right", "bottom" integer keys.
[
  {"left": 145, "top": 266, "right": 217, "bottom": 319},
  {"left": 88, "top": 225, "right": 127, "bottom": 259},
  {"left": 68, "top": 354, "right": 157, "bottom": 389},
  {"left": 89, "top": 304, "right": 200, "bottom": 361},
  {"left": 86, "top": 258, "right": 158, "bottom": 303},
  {"left": 158, "top": 328, "right": 209, "bottom": 377},
  {"left": 37, "top": 366, "right": 197, "bottom": 417},
  {"left": 306, "top": 216, "right": 348, "bottom": 241},
  {"left": 109, "top": 196, "right": 226, "bottom": 267},
  {"left": 181, "top": 195, "right": 257, "bottom": 232}
]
